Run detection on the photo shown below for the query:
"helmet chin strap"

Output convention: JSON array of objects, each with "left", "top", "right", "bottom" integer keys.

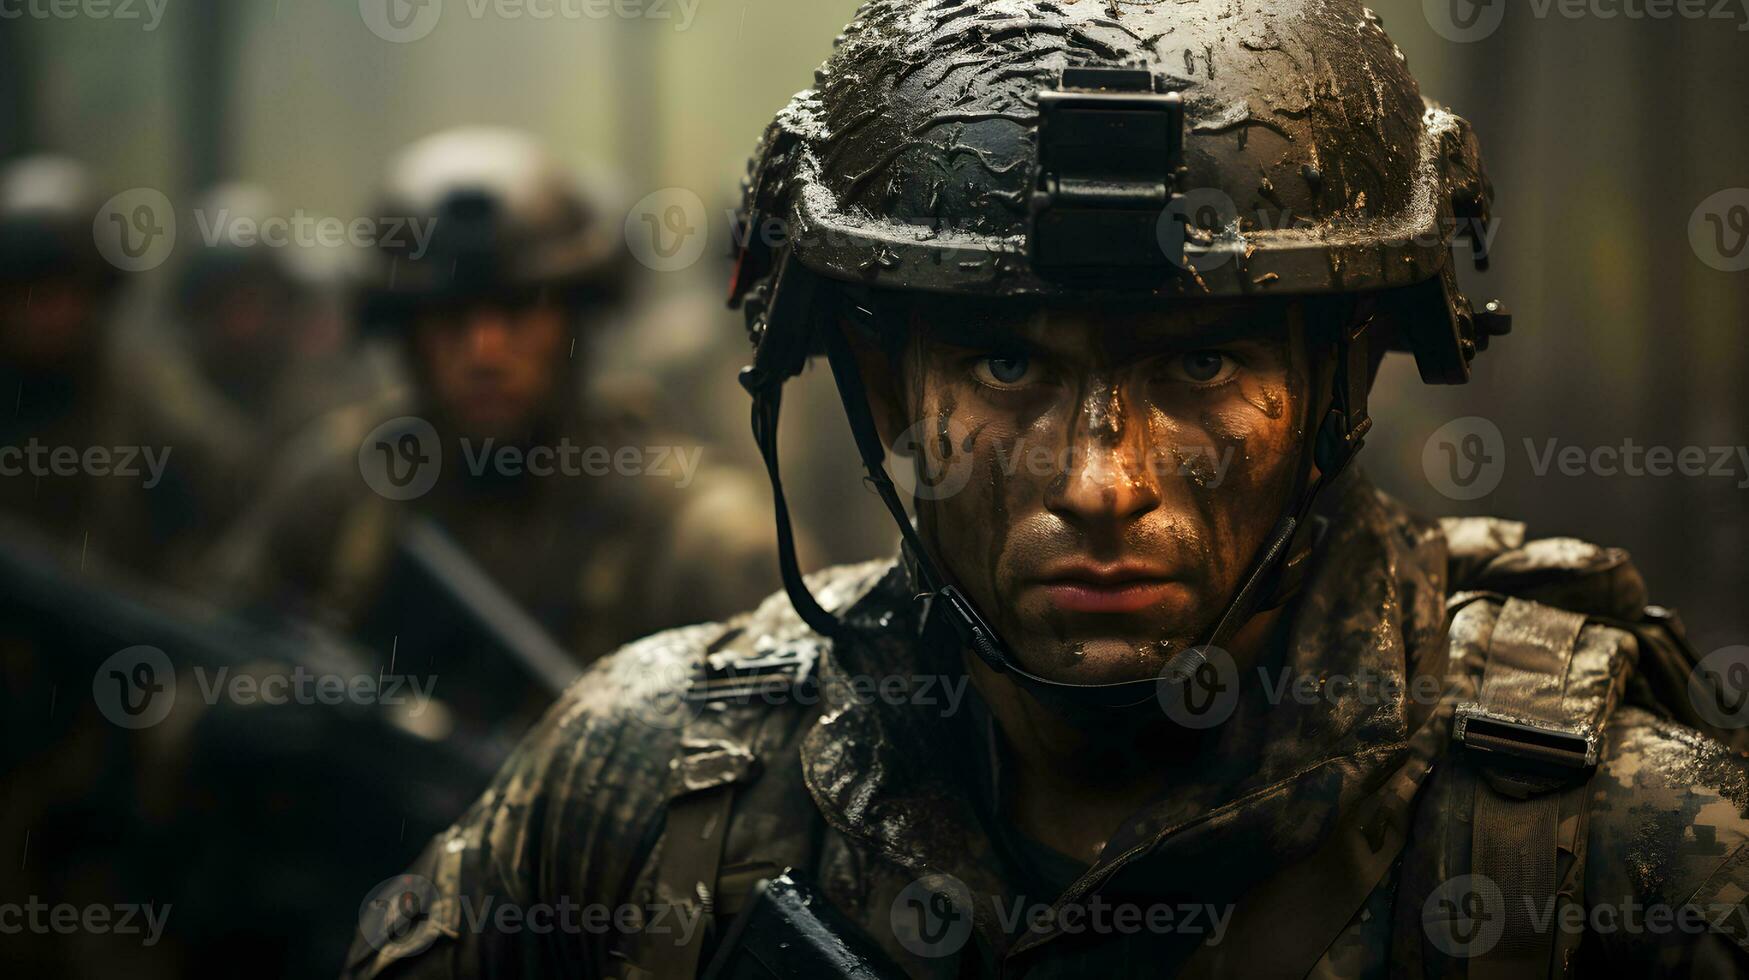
[{"left": 744, "top": 285, "right": 1373, "bottom": 714}]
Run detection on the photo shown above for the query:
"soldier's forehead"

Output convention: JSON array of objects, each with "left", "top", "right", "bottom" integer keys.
[{"left": 910, "top": 296, "right": 1302, "bottom": 354}]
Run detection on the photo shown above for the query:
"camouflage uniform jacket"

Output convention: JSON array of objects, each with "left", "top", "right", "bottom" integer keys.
[{"left": 344, "top": 475, "right": 1749, "bottom": 978}]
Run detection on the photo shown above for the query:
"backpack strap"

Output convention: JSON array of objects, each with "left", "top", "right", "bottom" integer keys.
[
  {"left": 1449, "top": 596, "right": 1630, "bottom": 980},
  {"left": 625, "top": 636, "right": 820, "bottom": 979},
  {"left": 641, "top": 783, "right": 739, "bottom": 979}
]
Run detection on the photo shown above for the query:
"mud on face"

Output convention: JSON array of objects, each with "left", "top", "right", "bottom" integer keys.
[{"left": 884, "top": 298, "right": 1312, "bottom": 686}]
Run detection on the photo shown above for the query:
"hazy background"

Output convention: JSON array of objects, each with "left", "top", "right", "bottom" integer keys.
[{"left": 5, "top": 0, "right": 1747, "bottom": 649}]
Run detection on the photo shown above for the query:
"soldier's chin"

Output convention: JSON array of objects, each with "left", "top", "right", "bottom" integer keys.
[
  {"left": 445, "top": 402, "right": 537, "bottom": 443},
  {"left": 1006, "top": 633, "right": 1189, "bottom": 688}
]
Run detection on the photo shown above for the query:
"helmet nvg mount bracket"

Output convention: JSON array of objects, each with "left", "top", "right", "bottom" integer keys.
[{"left": 730, "top": 0, "right": 1511, "bottom": 710}]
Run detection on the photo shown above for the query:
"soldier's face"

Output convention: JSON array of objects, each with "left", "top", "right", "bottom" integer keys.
[
  {"left": 0, "top": 274, "right": 104, "bottom": 373},
  {"left": 413, "top": 296, "right": 571, "bottom": 441},
  {"left": 868, "top": 299, "right": 1311, "bottom": 685}
]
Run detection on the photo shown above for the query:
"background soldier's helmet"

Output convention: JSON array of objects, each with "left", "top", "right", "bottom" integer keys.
[
  {"left": 0, "top": 155, "right": 118, "bottom": 290},
  {"left": 732, "top": 0, "right": 1508, "bottom": 384},
  {"left": 174, "top": 183, "right": 301, "bottom": 319},
  {"left": 360, "top": 126, "right": 624, "bottom": 331}
]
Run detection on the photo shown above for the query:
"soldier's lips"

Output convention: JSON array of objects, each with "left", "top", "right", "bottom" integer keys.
[{"left": 1031, "top": 564, "right": 1187, "bottom": 615}]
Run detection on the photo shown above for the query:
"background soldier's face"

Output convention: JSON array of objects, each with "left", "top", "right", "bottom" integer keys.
[
  {"left": 412, "top": 296, "right": 572, "bottom": 442},
  {"left": 870, "top": 299, "right": 1312, "bottom": 685},
  {"left": 0, "top": 273, "right": 104, "bottom": 375}
]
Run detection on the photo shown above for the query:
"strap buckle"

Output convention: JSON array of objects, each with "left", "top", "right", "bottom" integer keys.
[
  {"left": 1453, "top": 702, "right": 1599, "bottom": 771},
  {"left": 1028, "top": 66, "right": 1185, "bottom": 275}
]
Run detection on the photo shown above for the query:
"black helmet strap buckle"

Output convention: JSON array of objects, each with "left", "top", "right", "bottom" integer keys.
[
  {"left": 1029, "top": 66, "right": 1186, "bottom": 278},
  {"left": 1315, "top": 308, "right": 1375, "bottom": 475}
]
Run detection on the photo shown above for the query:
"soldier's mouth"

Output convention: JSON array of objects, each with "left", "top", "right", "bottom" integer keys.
[{"left": 1032, "top": 563, "right": 1186, "bottom": 615}]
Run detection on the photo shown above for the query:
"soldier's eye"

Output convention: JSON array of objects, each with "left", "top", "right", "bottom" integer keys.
[
  {"left": 973, "top": 354, "right": 1039, "bottom": 389},
  {"left": 1162, "top": 351, "right": 1238, "bottom": 386}
]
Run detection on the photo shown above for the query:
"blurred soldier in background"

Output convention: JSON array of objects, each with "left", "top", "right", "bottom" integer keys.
[
  {"left": 0, "top": 155, "right": 241, "bottom": 581},
  {"left": 207, "top": 127, "right": 779, "bottom": 743},
  {"left": 0, "top": 517, "right": 496, "bottom": 980},
  {"left": 132, "top": 184, "right": 388, "bottom": 534}
]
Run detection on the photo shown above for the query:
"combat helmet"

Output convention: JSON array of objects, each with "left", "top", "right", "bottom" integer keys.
[
  {"left": 359, "top": 127, "right": 625, "bottom": 331},
  {"left": 729, "top": 0, "right": 1514, "bottom": 709},
  {"left": 174, "top": 184, "right": 302, "bottom": 322},
  {"left": 0, "top": 155, "right": 118, "bottom": 289}
]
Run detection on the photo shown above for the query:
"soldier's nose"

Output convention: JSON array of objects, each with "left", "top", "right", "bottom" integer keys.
[
  {"left": 462, "top": 308, "right": 515, "bottom": 358},
  {"left": 1044, "top": 390, "right": 1161, "bottom": 532}
]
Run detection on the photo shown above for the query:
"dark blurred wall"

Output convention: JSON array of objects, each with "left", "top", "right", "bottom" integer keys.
[{"left": 1362, "top": 0, "right": 1749, "bottom": 652}]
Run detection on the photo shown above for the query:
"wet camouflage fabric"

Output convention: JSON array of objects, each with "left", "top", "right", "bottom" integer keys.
[{"left": 342, "top": 474, "right": 1749, "bottom": 978}]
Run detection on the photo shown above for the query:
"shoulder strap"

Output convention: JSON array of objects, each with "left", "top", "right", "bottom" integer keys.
[
  {"left": 626, "top": 637, "right": 820, "bottom": 979},
  {"left": 1441, "top": 595, "right": 1631, "bottom": 980}
]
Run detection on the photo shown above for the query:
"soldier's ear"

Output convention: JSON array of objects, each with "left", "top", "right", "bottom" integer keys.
[{"left": 838, "top": 319, "right": 910, "bottom": 454}]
